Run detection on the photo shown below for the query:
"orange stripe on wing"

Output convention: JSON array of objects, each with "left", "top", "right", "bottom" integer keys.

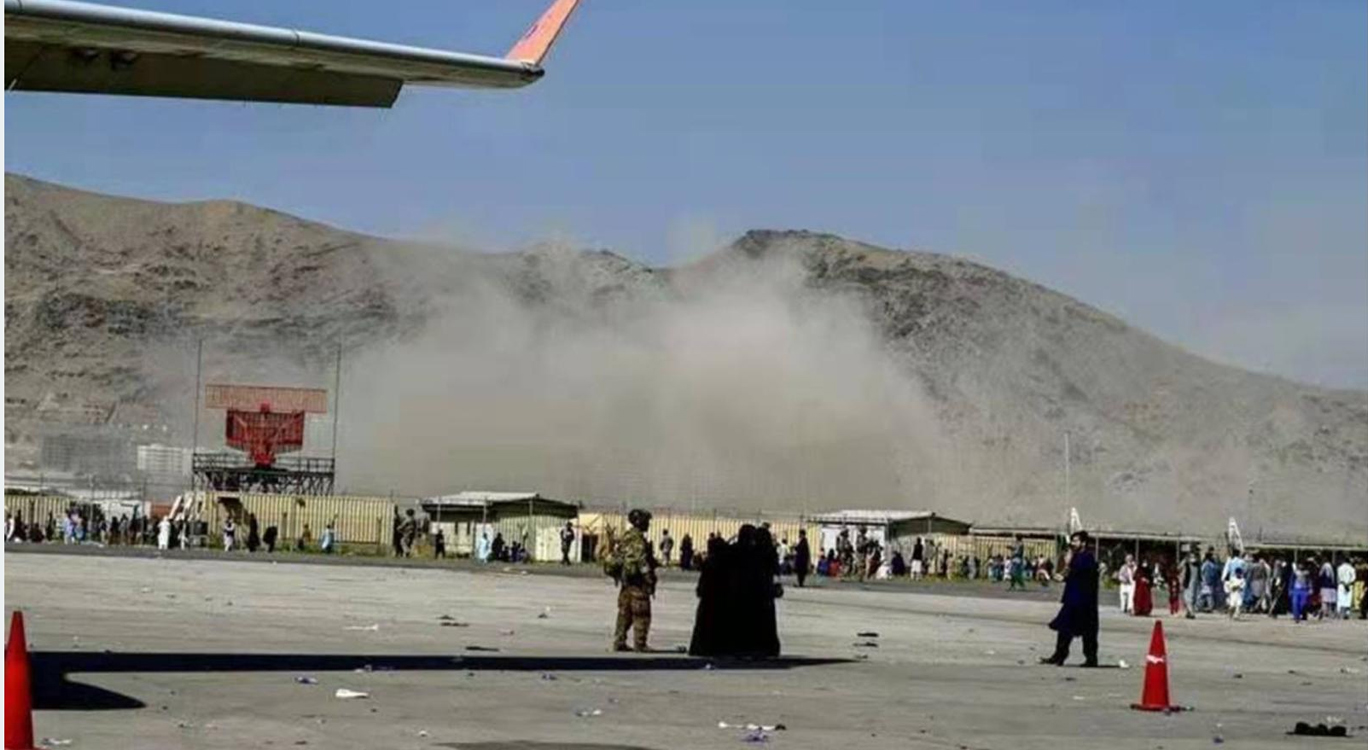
[{"left": 506, "top": 0, "right": 582, "bottom": 65}]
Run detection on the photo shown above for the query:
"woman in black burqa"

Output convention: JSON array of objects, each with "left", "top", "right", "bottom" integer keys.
[
  {"left": 689, "top": 525, "right": 781, "bottom": 658},
  {"left": 689, "top": 535, "right": 733, "bottom": 656},
  {"left": 741, "top": 525, "right": 781, "bottom": 658}
]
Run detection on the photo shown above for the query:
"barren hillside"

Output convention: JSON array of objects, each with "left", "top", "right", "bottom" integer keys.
[{"left": 5, "top": 174, "right": 1365, "bottom": 542}]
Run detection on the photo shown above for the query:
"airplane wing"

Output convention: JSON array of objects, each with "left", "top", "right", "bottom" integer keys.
[{"left": 4, "top": 0, "right": 581, "bottom": 107}]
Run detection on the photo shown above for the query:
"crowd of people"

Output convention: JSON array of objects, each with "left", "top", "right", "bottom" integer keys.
[
  {"left": 1107, "top": 546, "right": 1368, "bottom": 622},
  {"left": 4, "top": 507, "right": 338, "bottom": 554}
]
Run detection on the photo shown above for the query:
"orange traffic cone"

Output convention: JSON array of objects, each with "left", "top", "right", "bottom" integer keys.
[
  {"left": 1131, "top": 620, "right": 1185, "bottom": 712},
  {"left": 5, "top": 611, "right": 35, "bottom": 750}
]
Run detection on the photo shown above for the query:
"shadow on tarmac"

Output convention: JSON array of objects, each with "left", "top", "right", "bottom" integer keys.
[{"left": 30, "top": 651, "right": 851, "bottom": 711}]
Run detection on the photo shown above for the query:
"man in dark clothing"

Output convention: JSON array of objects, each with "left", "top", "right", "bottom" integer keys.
[
  {"left": 1042, "top": 531, "right": 1099, "bottom": 667},
  {"left": 793, "top": 529, "right": 811, "bottom": 588},
  {"left": 246, "top": 514, "right": 261, "bottom": 553},
  {"left": 263, "top": 525, "right": 278, "bottom": 553},
  {"left": 434, "top": 528, "right": 447, "bottom": 558},
  {"left": 491, "top": 532, "right": 506, "bottom": 562},
  {"left": 560, "top": 522, "right": 575, "bottom": 565},
  {"left": 679, "top": 533, "right": 695, "bottom": 571}
]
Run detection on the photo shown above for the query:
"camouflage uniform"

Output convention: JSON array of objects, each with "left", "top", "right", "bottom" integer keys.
[{"left": 609, "top": 523, "right": 656, "bottom": 651}]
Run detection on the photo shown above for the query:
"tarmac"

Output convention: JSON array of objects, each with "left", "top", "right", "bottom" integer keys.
[{"left": 4, "top": 547, "right": 1366, "bottom": 749}]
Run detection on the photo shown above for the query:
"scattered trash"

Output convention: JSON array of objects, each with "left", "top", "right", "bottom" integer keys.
[
  {"left": 674, "top": 646, "right": 688, "bottom": 653},
  {"left": 465, "top": 646, "right": 499, "bottom": 652},
  {"left": 344, "top": 624, "right": 379, "bottom": 632},
  {"left": 574, "top": 708, "right": 603, "bottom": 718},
  {"left": 742, "top": 730, "right": 769, "bottom": 743},
  {"left": 417, "top": 730, "right": 429, "bottom": 738},
  {"left": 139, "top": 587, "right": 151, "bottom": 594},
  {"left": 540, "top": 673, "right": 557, "bottom": 681},
  {"left": 39, "top": 739, "right": 73, "bottom": 747},
  {"left": 1072, "top": 696, "right": 1086, "bottom": 701},
  {"left": 1212, "top": 736, "right": 1224, "bottom": 745},
  {"left": 538, "top": 608, "right": 551, "bottom": 619},
  {"left": 1340, "top": 667, "right": 1361, "bottom": 675},
  {"left": 1117, "top": 659, "right": 1130, "bottom": 669},
  {"left": 437, "top": 614, "right": 459, "bottom": 621},
  {"left": 1288, "top": 725, "right": 1350, "bottom": 738},
  {"left": 439, "top": 621, "right": 470, "bottom": 628},
  {"left": 294, "top": 676, "right": 319, "bottom": 685},
  {"left": 704, "top": 663, "right": 715, "bottom": 670},
  {"left": 500, "top": 630, "right": 516, "bottom": 636},
  {"left": 852, "top": 654, "right": 869, "bottom": 661},
  {"left": 334, "top": 689, "right": 369, "bottom": 700},
  {"left": 353, "top": 665, "right": 373, "bottom": 674},
  {"left": 856, "top": 631, "right": 879, "bottom": 638},
  {"left": 853, "top": 641, "right": 879, "bottom": 648},
  {"left": 1232, "top": 673, "right": 1243, "bottom": 679}
]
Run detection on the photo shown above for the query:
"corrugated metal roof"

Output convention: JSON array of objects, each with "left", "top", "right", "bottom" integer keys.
[
  {"left": 423, "top": 491, "right": 541, "bottom": 506},
  {"left": 810, "top": 509, "right": 951, "bottom": 525}
]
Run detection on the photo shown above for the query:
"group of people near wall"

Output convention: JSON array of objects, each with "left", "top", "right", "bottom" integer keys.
[{"left": 1110, "top": 546, "right": 1367, "bottom": 622}]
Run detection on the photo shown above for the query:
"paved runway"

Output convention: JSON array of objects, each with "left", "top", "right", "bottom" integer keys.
[{"left": 4, "top": 549, "right": 1365, "bottom": 749}]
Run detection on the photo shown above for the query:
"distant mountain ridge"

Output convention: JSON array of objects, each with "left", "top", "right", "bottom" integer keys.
[{"left": 5, "top": 173, "right": 1365, "bottom": 542}]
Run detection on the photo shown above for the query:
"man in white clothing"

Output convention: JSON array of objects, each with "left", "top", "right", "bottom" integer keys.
[
  {"left": 1337, "top": 557, "right": 1357, "bottom": 619},
  {"left": 1118, "top": 555, "right": 1136, "bottom": 613}
]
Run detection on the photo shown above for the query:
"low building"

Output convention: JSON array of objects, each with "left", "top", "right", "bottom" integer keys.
[
  {"left": 810, "top": 510, "right": 972, "bottom": 557},
  {"left": 420, "top": 491, "right": 579, "bottom": 561}
]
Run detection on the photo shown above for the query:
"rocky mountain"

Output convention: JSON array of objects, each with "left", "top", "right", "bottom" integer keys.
[{"left": 5, "top": 174, "right": 1365, "bottom": 542}]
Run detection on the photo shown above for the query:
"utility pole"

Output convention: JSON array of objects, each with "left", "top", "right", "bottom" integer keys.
[{"left": 1064, "top": 430, "right": 1071, "bottom": 513}]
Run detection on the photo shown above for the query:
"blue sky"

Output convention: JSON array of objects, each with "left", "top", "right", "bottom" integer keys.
[{"left": 5, "top": 0, "right": 1366, "bottom": 387}]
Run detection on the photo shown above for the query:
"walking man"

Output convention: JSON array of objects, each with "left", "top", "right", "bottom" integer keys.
[
  {"left": 1042, "top": 531, "right": 1099, "bottom": 667},
  {"left": 606, "top": 509, "right": 657, "bottom": 652}
]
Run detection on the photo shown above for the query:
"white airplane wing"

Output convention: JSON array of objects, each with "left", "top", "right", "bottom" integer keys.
[{"left": 4, "top": 0, "right": 581, "bottom": 107}]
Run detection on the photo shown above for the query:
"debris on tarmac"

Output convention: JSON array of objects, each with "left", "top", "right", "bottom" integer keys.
[
  {"left": 853, "top": 641, "right": 879, "bottom": 648},
  {"left": 334, "top": 689, "right": 370, "bottom": 700},
  {"left": 294, "top": 676, "right": 319, "bottom": 685},
  {"left": 465, "top": 645, "right": 500, "bottom": 652},
  {"left": 344, "top": 624, "right": 379, "bottom": 631},
  {"left": 574, "top": 708, "right": 603, "bottom": 718},
  {"left": 1117, "top": 659, "right": 1130, "bottom": 669},
  {"left": 857, "top": 631, "right": 879, "bottom": 638},
  {"left": 39, "top": 739, "right": 73, "bottom": 747},
  {"left": 1289, "top": 721, "right": 1350, "bottom": 738},
  {"left": 439, "top": 621, "right": 470, "bottom": 628}
]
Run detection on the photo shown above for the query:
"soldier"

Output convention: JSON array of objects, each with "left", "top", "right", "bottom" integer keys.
[
  {"left": 399, "top": 509, "right": 418, "bottom": 557},
  {"left": 605, "top": 509, "right": 658, "bottom": 652}
]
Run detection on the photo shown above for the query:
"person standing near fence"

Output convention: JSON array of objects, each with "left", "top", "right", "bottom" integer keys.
[
  {"left": 560, "top": 522, "right": 575, "bottom": 565},
  {"left": 660, "top": 529, "right": 674, "bottom": 568},
  {"left": 1117, "top": 555, "right": 1136, "bottom": 613},
  {"left": 794, "top": 529, "right": 811, "bottom": 588},
  {"left": 1336, "top": 556, "right": 1356, "bottom": 620},
  {"left": 157, "top": 516, "right": 171, "bottom": 551},
  {"left": 1290, "top": 560, "right": 1312, "bottom": 622}
]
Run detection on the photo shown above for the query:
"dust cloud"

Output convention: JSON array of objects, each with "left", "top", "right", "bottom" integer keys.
[{"left": 335, "top": 243, "right": 951, "bottom": 509}]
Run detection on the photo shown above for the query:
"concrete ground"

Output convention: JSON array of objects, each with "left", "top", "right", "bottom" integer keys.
[{"left": 4, "top": 549, "right": 1366, "bottom": 750}]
